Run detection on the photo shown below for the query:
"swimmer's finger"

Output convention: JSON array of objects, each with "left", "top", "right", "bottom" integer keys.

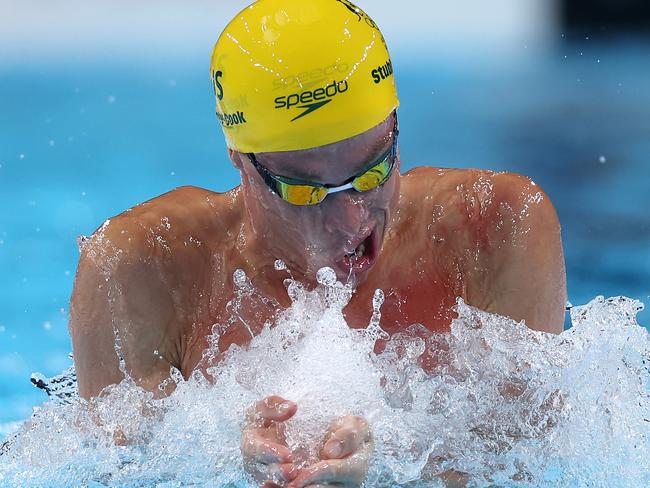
[
  {"left": 246, "top": 395, "right": 297, "bottom": 425},
  {"left": 321, "top": 416, "right": 370, "bottom": 459},
  {"left": 261, "top": 482, "right": 282, "bottom": 488},
  {"left": 287, "top": 452, "right": 371, "bottom": 488},
  {"left": 278, "top": 462, "right": 299, "bottom": 482},
  {"left": 241, "top": 429, "right": 294, "bottom": 464},
  {"left": 258, "top": 463, "right": 299, "bottom": 486}
]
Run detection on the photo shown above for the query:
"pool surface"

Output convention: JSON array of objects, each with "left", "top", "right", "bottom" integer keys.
[{"left": 1, "top": 36, "right": 649, "bottom": 445}]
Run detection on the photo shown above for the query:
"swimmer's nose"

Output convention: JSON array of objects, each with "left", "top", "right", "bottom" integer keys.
[{"left": 323, "top": 190, "right": 369, "bottom": 234}]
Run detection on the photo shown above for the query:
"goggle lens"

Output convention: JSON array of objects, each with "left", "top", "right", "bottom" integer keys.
[
  {"left": 352, "top": 158, "right": 392, "bottom": 192},
  {"left": 277, "top": 182, "right": 329, "bottom": 206}
]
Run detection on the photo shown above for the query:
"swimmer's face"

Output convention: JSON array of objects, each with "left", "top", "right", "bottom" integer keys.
[{"left": 231, "top": 113, "right": 400, "bottom": 284}]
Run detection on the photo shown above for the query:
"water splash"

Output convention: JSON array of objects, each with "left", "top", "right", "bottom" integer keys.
[{"left": 1, "top": 274, "right": 648, "bottom": 487}]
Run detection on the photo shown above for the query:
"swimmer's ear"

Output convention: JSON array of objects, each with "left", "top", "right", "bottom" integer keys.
[{"left": 228, "top": 148, "right": 244, "bottom": 170}]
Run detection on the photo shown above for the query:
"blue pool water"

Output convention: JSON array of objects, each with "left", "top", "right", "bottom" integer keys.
[{"left": 0, "top": 36, "right": 649, "bottom": 465}]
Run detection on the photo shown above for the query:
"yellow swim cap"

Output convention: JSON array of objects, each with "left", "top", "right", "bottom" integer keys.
[{"left": 210, "top": 0, "right": 399, "bottom": 153}]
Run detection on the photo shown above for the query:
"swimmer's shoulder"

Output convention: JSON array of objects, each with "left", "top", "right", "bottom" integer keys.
[
  {"left": 399, "top": 165, "right": 557, "bottom": 242},
  {"left": 401, "top": 165, "right": 499, "bottom": 202},
  {"left": 81, "top": 185, "right": 244, "bottom": 262},
  {"left": 400, "top": 165, "right": 498, "bottom": 221}
]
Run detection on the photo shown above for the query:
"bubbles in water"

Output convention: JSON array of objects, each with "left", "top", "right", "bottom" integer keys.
[
  {"left": 1, "top": 281, "right": 649, "bottom": 487},
  {"left": 274, "top": 259, "right": 287, "bottom": 271}
]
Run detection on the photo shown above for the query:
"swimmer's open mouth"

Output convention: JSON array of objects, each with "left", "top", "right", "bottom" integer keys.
[
  {"left": 344, "top": 238, "right": 369, "bottom": 260},
  {"left": 337, "top": 229, "right": 379, "bottom": 274}
]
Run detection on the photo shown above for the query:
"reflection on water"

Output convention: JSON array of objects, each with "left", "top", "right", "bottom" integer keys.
[{"left": 1, "top": 270, "right": 648, "bottom": 487}]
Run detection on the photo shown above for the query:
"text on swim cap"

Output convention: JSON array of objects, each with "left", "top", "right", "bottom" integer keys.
[
  {"left": 275, "top": 80, "right": 349, "bottom": 122},
  {"left": 272, "top": 62, "right": 350, "bottom": 92},
  {"left": 212, "top": 70, "right": 224, "bottom": 100},
  {"left": 335, "top": 0, "right": 379, "bottom": 30},
  {"left": 371, "top": 60, "right": 394, "bottom": 84},
  {"left": 217, "top": 110, "right": 247, "bottom": 127},
  {"left": 275, "top": 80, "right": 349, "bottom": 109}
]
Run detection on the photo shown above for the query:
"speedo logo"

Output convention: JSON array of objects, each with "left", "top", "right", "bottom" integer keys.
[
  {"left": 272, "top": 62, "right": 349, "bottom": 91},
  {"left": 371, "top": 60, "right": 394, "bottom": 84},
  {"left": 275, "top": 80, "right": 349, "bottom": 122}
]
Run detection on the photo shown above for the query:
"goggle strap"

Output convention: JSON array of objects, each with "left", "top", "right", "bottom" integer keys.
[{"left": 327, "top": 182, "right": 355, "bottom": 194}]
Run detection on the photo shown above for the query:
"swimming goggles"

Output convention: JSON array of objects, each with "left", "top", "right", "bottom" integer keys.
[{"left": 247, "top": 118, "right": 399, "bottom": 206}]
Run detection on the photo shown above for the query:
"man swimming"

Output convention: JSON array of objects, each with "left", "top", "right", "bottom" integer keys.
[{"left": 69, "top": 0, "right": 567, "bottom": 486}]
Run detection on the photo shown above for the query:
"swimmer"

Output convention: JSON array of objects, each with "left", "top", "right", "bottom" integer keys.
[{"left": 69, "top": 0, "right": 567, "bottom": 486}]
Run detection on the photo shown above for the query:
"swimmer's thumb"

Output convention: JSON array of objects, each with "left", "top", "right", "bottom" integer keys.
[{"left": 258, "top": 395, "right": 298, "bottom": 421}]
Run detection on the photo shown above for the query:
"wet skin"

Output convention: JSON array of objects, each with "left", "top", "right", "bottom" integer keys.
[{"left": 69, "top": 114, "right": 567, "bottom": 486}]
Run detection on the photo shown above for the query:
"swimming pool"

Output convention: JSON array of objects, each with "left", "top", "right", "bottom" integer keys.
[{"left": 1, "top": 35, "right": 649, "bottom": 485}]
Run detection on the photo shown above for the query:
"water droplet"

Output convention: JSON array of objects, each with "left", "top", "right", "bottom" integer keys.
[
  {"left": 169, "top": 367, "right": 184, "bottom": 384},
  {"left": 316, "top": 267, "right": 337, "bottom": 286},
  {"left": 274, "top": 259, "right": 287, "bottom": 271},
  {"left": 233, "top": 269, "right": 248, "bottom": 289},
  {"left": 373, "top": 288, "right": 385, "bottom": 311}
]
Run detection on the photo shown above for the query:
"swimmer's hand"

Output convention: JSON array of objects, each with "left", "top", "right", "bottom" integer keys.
[
  {"left": 241, "top": 395, "right": 299, "bottom": 486},
  {"left": 287, "top": 415, "right": 373, "bottom": 488}
]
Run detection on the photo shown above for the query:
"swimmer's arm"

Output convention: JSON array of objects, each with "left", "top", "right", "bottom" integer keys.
[
  {"left": 69, "top": 221, "right": 181, "bottom": 400},
  {"left": 471, "top": 173, "right": 567, "bottom": 333}
]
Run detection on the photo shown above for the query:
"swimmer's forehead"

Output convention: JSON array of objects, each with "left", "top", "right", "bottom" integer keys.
[{"left": 257, "top": 114, "right": 395, "bottom": 182}]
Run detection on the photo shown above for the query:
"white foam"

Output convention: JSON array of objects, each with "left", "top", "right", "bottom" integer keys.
[{"left": 1, "top": 273, "right": 649, "bottom": 487}]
